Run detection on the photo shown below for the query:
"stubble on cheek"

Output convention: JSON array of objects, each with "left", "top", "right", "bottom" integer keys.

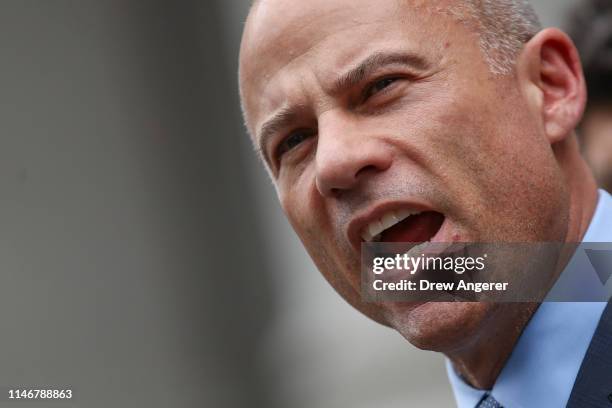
[
  {"left": 427, "top": 82, "right": 563, "bottom": 242},
  {"left": 302, "top": 221, "right": 360, "bottom": 286},
  {"left": 296, "top": 219, "right": 377, "bottom": 321},
  {"left": 282, "top": 188, "right": 358, "bottom": 287}
]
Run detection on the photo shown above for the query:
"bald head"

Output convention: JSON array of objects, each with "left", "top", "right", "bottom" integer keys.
[
  {"left": 239, "top": 0, "right": 541, "bottom": 139},
  {"left": 245, "top": 0, "right": 541, "bottom": 78}
]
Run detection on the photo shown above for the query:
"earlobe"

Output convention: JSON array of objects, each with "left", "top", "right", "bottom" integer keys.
[{"left": 518, "top": 28, "right": 587, "bottom": 144}]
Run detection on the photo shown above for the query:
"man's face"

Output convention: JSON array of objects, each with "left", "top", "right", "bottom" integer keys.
[{"left": 239, "top": 0, "right": 569, "bottom": 351}]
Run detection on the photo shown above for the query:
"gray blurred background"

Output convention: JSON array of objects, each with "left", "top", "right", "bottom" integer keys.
[{"left": 0, "top": 1, "right": 573, "bottom": 407}]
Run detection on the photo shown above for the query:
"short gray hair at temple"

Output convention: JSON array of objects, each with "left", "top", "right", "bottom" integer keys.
[{"left": 451, "top": 0, "right": 542, "bottom": 74}]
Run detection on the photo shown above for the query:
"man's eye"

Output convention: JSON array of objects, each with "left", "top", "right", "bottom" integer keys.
[
  {"left": 277, "top": 129, "right": 314, "bottom": 158},
  {"left": 364, "top": 77, "right": 399, "bottom": 100}
]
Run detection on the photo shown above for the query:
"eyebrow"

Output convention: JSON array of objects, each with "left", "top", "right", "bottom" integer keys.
[
  {"left": 331, "top": 51, "right": 430, "bottom": 96},
  {"left": 257, "top": 105, "right": 304, "bottom": 169},
  {"left": 256, "top": 51, "right": 429, "bottom": 169}
]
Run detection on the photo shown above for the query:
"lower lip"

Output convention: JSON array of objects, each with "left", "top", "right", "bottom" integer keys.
[{"left": 422, "top": 215, "right": 455, "bottom": 245}]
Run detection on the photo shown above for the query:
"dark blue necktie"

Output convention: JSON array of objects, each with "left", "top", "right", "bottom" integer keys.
[{"left": 476, "top": 393, "right": 503, "bottom": 408}]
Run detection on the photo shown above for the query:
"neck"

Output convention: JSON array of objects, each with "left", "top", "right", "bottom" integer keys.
[
  {"left": 447, "top": 135, "right": 599, "bottom": 390},
  {"left": 446, "top": 303, "right": 538, "bottom": 389},
  {"left": 560, "top": 136, "right": 599, "bottom": 244}
]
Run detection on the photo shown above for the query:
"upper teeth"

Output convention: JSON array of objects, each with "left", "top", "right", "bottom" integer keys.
[{"left": 361, "top": 209, "right": 421, "bottom": 242}]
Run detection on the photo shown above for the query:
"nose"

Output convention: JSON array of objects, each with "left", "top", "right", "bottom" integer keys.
[{"left": 315, "top": 112, "right": 393, "bottom": 197}]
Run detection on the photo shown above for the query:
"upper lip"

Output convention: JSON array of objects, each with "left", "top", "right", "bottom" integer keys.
[{"left": 346, "top": 200, "right": 437, "bottom": 253}]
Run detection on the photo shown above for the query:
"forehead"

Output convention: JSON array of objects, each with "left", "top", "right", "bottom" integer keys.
[{"left": 239, "top": 0, "right": 466, "bottom": 134}]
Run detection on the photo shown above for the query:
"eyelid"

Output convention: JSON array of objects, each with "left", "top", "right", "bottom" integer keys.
[
  {"left": 266, "top": 129, "right": 294, "bottom": 167},
  {"left": 274, "top": 128, "right": 315, "bottom": 164},
  {"left": 362, "top": 74, "right": 406, "bottom": 99}
]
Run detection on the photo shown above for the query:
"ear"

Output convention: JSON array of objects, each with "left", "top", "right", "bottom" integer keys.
[{"left": 517, "top": 28, "right": 587, "bottom": 144}]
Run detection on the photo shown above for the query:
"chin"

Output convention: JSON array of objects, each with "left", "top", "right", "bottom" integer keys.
[{"left": 384, "top": 301, "right": 498, "bottom": 352}]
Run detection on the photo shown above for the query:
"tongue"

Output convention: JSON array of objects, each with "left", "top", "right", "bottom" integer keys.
[{"left": 381, "top": 211, "right": 444, "bottom": 243}]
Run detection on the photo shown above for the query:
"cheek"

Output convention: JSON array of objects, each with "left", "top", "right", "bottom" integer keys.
[
  {"left": 279, "top": 180, "right": 359, "bottom": 278},
  {"left": 279, "top": 173, "right": 319, "bottom": 231},
  {"left": 279, "top": 180, "right": 334, "bottom": 260},
  {"left": 276, "top": 171, "right": 388, "bottom": 325},
  {"left": 442, "top": 94, "right": 567, "bottom": 239}
]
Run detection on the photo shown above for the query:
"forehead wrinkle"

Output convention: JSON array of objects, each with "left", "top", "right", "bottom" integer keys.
[
  {"left": 242, "top": 3, "right": 411, "bottom": 112},
  {"left": 243, "top": 0, "right": 456, "bottom": 158},
  {"left": 242, "top": 0, "right": 426, "bottom": 117},
  {"left": 249, "top": 19, "right": 386, "bottom": 101}
]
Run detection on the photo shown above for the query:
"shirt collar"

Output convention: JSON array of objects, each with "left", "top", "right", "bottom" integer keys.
[{"left": 447, "top": 190, "right": 612, "bottom": 408}]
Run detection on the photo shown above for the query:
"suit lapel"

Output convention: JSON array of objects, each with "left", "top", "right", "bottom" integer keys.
[{"left": 567, "top": 302, "right": 612, "bottom": 407}]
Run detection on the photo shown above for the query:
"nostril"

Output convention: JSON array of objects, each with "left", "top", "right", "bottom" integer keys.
[
  {"left": 325, "top": 165, "right": 383, "bottom": 197},
  {"left": 355, "top": 164, "right": 380, "bottom": 179},
  {"left": 315, "top": 142, "right": 392, "bottom": 196}
]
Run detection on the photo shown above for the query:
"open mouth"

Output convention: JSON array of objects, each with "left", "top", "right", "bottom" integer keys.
[{"left": 361, "top": 210, "right": 445, "bottom": 244}]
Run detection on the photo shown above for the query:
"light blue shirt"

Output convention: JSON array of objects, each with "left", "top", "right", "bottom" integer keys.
[{"left": 447, "top": 190, "right": 612, "bottom": 408}]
